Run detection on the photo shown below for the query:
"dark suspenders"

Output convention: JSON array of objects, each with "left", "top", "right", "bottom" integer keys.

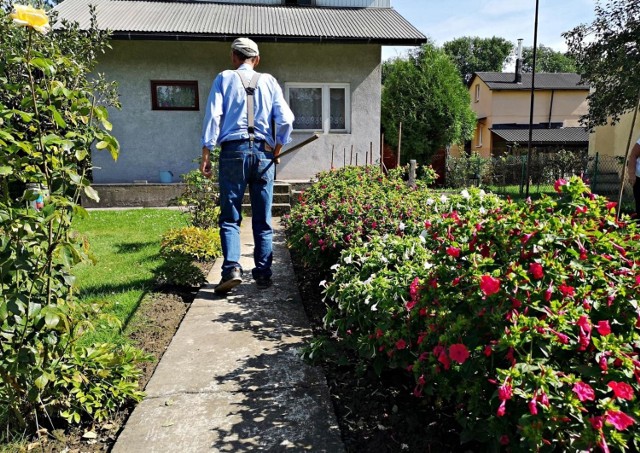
[{"left": 235, "top": 71, "right": 261, "bottom": 144}]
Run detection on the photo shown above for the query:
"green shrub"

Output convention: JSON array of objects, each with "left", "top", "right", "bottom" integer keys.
[
  {"left": 313, "top": 179, "right": 640, "bottom": 451},
  {"left": 155, "top": 254, "right": 207, "bottom": 288},
  {"left": 283, "top": 165, "right": 437, "bottom": 271},
  {"left": 160, "top": 226, "right": 221, "bottom": 262},
  {"left": 176, "top": 166, "right": 220, "bottom": 230}
]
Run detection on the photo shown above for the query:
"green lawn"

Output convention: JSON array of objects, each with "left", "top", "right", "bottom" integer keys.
[{"left": 73, "top": 208, "right": 187, "bottom": 345}]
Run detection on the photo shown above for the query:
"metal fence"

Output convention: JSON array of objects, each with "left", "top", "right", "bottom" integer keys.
[{"left": 445, "top": 151, "right": 632, "bottom": 202}]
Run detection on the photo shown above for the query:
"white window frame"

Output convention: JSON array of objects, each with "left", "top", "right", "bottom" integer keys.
[
  {"left": 476, "top": 125, "right": 483, "bottom": 148},
  {"left": 285, "top": 82, "right": 351, "bottom": 134},
  {"left": 475, "top": 84, "right": 480, "bottom": 103}
]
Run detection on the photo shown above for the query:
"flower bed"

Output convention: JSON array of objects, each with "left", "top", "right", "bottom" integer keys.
[{"left": 286, "top": 169, "right": 640, "bottom": 451}]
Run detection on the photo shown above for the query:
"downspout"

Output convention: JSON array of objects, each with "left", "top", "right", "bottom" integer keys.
[{"left": 548, "top": 89, "right": 555, "bottom": 128}]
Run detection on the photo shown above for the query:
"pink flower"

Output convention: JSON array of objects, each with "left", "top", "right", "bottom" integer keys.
[
  {"left": 572, "top": 381, "right": 595, "bottom": 402},
  {"left": 590, "top": 416, "right": 604, "bottom": 431},
  {"left": 597, "top": 320, "right": 612, "bottom": 336},
  {"left": 575, "top": 205, "right": 588, "bottom": 215},
  {"left": 576, "top": 315, "right": 592, "bottom": 334},
  {"left": 483, "top": 345, "right": 493, "bottom": 357},
  {"left": 446, "top": 246, "right": 461, "bottom": 258},
  {"left": 528, "top": 398, "right": 538, "bottom": 415},
  {"left": 554, "top": 178, "right": 568, "bottom": 193},
  {"left": 558, "top": 283, "right": 575, "bottom": 298},
  {"left": 499, "top": 434, "right": 510, "bottom": 445},
  {"left": 480, "top": 275, "right": 500, "bottom": 296},
  {"left": 606, "top": 410, "right": 635, "bottom": 431},
  {"left": 544, "top": 283, "right": 554, "bottom": 301},
  {"left": 537, "top": 392, "right": 550, "bottom": 407},
  {"left": 497, "top": 400, "right": 507, "bottom": 417},
  {"left": 437, "top": 350, "right": 450, "bottom": 370},
  {"left": 396, "top": 339, "right": 407, "bottom": 350},
  {"left": 448, "top": 343, "right": 470, "bottom": 364},
  {"left": 528, "top": 262, "right": 544, "bottom": 280},
  {"left": 498, "top": 384, "right": 513, "bottom": 401},
  {"left": 606, "top": 201, "right": 617, "bottom": 210},
  {"left": 608, "top": 381, "right": 635, "bottom": 400}
]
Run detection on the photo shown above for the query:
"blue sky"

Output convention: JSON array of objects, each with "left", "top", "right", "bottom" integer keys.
[{"left": 382, "top": 0, "right": 598, "bottom": 61}]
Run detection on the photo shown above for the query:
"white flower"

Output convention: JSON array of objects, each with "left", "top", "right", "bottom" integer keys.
[
  {"left": 344, "top": 255, "right": 352, "bottom": 264},
  {"left": 424, "top": 261, "right": 433, "bottom": 269},
  {"left": 426, "top": 198, "right": 434, "bottom": 206},
  {"left": 364, "top": 297, "right": 371, "bottom": 305},
  {"left": 439, "top": 194, "right": 449, "bottom": 203},
  {"left": 479, "top": 189, "right": 486, "bottom": 198},
  {"left": 371, "top": 302, "right": 378, "bottom": 311},
  {"left": 461, "top": 189, "right": 470, "bottom": 199},
  {"left": 380, "top": 255, "right": 388, "bottom": 264},
  {"left": 479, "top": 207, "right": 487, "bottom": 215},
  {"left": 399, "top": 222, "right": 405, "bottom": 231},
  {"left": 419, "top": 235, "right": 426, "bottom": 244},
  {"left": 319, "top": 280, "right": 327, "bottom": 288},
  {"left": 330, "top": 264, "right": 340, "bottom": 271}
]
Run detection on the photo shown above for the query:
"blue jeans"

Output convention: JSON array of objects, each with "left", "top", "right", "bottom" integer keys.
[{"left": 218, "top": 140, "right": 274, "bottom": 280}]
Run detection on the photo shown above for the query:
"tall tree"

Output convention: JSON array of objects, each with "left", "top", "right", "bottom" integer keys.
[
  {"left": 443, "top": 36, "right": 514, "bottom": 83},
  {"left": 564, "top": 0, "right": 640, "bottom": 129},
  {"left": 521, "top": 44, "right": 577, "bottom": 73},
  {"left": 382, "top": 43, "right": 476, "bottom": 164}
]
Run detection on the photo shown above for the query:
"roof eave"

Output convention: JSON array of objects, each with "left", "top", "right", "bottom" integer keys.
[{"left": 111, "top": 31, "right": 428, "bottom": 45}]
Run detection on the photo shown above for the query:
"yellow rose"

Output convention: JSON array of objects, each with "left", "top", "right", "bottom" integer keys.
[{"left": 10, "top": 4, "right": 50, "bottom": 34}]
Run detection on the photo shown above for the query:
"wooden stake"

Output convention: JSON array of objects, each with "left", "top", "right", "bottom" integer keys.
[
  {"left": 356, "top": 153, "right": 358, "bottom": 166},
  {"left": 330, "top": 144, "right": 335, "bottom": 170},
  {"left": 343, "top": 148, "right": 346, "bottom": 167},
  {"left": 380, "top": 133, "right": 384, "bottom": 171},
  {"left": 397, "top": 122, "right": 403, "bottom": 167},
  {"left": 370, "top": 142, "right": 373, "bottom": 166},
  {"left": 350, "top": 145, "right": 354, "bottom": 165}
]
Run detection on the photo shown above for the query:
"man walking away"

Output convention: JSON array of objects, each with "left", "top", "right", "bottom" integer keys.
[{"left": 200, "top": 37, "right": 295, "bottom": 294}]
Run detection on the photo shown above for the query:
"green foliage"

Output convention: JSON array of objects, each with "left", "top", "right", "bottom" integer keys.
[
  {"left": 301, "top": 177, "right": 640, "bottom": 450},
  {"left": 176, "top": 166, "right": 220, "bottom": 230},
  {"left": 283, "top": 165, "right": 437, "bottom": 272},
  {"left": 155, "top": 254, "right": 207, "bottom": 288},
  {"left": 160, "top": 226, "right": 221, "bottom": 262},
  {"left": 521, "top": 44, "right": 577, "bottom": 73},
  {"left": 442, "top": 36, "right": 514, "bottom": 83},
  {"left": 564, "top": 0, "right": 640, "bottom": 129},
  {"left": 382, "top": 42, "right": 476, "bottom": 164},
  {"left": 0, "top": 2, "right": 144, "bottom": 435}
]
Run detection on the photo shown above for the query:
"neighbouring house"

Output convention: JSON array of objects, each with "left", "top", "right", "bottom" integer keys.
[
  {"left": 54, "top": 0, "right": 426, "bottom": 184},
  {"left": 590, "top": 111, "right": 640, "bottom": 160},
  {"left": 461, "top": 70, "right": 590, "bottom": 157}
]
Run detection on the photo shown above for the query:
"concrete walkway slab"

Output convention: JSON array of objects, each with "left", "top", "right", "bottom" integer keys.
[{"left": 112, "top": 219, "right": 344, "bottom": 453}]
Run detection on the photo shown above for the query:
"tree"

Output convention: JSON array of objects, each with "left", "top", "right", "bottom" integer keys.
[
  {"left": 382, "top": 43, "right": 476, "bottom": 164},
  {"left": 521, "top": 44, "right": 577, "bottom": 73},
  {"left": 443, "top": 36, "right": 514, "bottom": 83},
  {"left": 564, "top": 0, "right": 640, "bottom": 130}
]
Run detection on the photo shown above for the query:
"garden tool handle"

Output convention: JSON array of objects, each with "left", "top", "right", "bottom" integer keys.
[{"left": 272, "top": 134, "right": 320, "bottom": 164}]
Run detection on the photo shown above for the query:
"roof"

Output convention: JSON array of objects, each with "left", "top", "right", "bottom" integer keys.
[
  {"left": 471, "top": 72, "right": 589, "bottom": 90},
  {"left": 491, "top": 127, "right": 589, "bottom": 144},
  {"left": 53, "top": 0, "right": 427, "bottom": 44}
]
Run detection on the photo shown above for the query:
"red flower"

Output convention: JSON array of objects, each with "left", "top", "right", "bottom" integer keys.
[
  {"left": 537, "top": 392, "right": 550, "bottom": 407},
  {"left": 597, "top": 320, "right": 612, "bottom": 336},
  {"left": 498, "top": 384, "right": 513, "bottom": 401},
  {"left": 590, "top": 416, "right": 604, "bottom": 431},
  {"left": 396, "top": 339, "right": 407, "bottom": 350},
  {"left": 483, "top": 345, "right": 493, "bottom": 357},
  {"left": 606, "top": 410, "right": 635, "bottom": 431},
  {"left": 606, "top": 201, "right": 617, "bottom": 211},
  {"left": 554, "top": 178, "right": 568, "bottom": 193},
  {"left": 499, "top": 435, "right": 510, "bottom": 445},
  {"left": 528, "top": 398, "right": 538, "bottom": 415},
  {"left": 575, "top": 205, "right": 588, "bottom": 215},
  {"left": 558, "top": 283, "right": 575, "bottom": 298},
  {"left": 448, "top": 343, "right": 470, "bottom": 364},
  {"left": 480, "top": 275, "right": 500, "bottom": 296},
  {"left": 446, "top": 246, "right": 461, "bottom": 258},
  {"left": 577, "top": 315, "right": 592, "bottom": 333},
  {"left": 437, "top": 350, "right": 450, "bottom": 370},
  {"left": 528, "top": 262, "right": 544, "bottom": 280},
  {"left": 496, "top": 400, "right": 507, "bottom": 417},
  {"left": 608, "top": 381, "right": 635, "bottom": 400},
  {"left": 573, "top": 381, "right": 595, "bottom": 402}
]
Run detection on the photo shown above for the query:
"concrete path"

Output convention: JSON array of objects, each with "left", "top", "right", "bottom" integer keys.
[{"left": 112, "top": 219, "right": 345, "bottom": 452}]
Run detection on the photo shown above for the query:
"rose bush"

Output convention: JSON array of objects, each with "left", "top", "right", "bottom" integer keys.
[
  {"left": 283, "top": 165, "right": 437, "bottom": 272},
  {"left": 302, "top": 177, "right": 640, "bottom": 451}
]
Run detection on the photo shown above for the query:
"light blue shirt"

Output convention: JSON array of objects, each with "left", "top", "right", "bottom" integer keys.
[{"left": 201, "top": 64, "right": 295, "bottom": 150}]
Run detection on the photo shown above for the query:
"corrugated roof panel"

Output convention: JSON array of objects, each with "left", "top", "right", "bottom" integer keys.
[
  {"left": 53, "top": 0, "right": 427, "bottom": 43},
  {"left": 475, "top": 72, "right": 589, "bottom": 90}
]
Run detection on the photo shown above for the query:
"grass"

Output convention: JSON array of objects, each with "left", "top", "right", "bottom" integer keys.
[{"left": 72, "top": 208, "right": 187, "bottom": 345}]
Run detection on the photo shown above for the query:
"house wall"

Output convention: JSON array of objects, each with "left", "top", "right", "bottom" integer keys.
[
  {"left": 590, "top": 111, "right": 640, "bottom": 158},
  {"left": 93, "top": 40, "right": 381, "bottom": 183}
]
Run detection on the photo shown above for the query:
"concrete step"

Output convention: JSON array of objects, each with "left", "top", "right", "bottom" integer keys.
[{"left": 243, "top": 192, "right": 290, "bottom": 204}]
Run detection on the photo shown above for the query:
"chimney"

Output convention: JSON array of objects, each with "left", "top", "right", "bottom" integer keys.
[{"left": 514, "top": 38, "right": 523, "bottom": 83}]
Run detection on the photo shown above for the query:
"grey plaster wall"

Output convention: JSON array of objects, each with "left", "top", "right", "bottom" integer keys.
[{"left": 94, "top": 41, "right": 381, "bottom": 183}]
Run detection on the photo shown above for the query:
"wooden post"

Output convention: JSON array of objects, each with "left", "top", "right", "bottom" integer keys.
[
  {"left": 343, "top": 148, "right": 346, "bottom": 167},
  {"left": 330, "top": 144, "right": 335, "bottom": 170},
  {"left": 380, "top": 133, "right": 384, "bottom": 171},
  {"left": 370, "top": 142, "right": 373, "bottom": 166},
  {"left": 350, "top": 145, "right": 354, "bottom": 165},
  {"left": 356, "top": 153, "right": 358, "bottom": 166},
  {"left": 397, "top": 122, "right": 403, "bottom": 167}
]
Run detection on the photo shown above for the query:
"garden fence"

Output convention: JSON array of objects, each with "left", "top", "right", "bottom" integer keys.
[{"left": 445, "top": 151, "right": 632, "bottom": 202}]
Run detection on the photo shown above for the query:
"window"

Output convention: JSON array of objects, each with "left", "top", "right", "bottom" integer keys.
[
  {"left": 476, "top": 125, "right": 483, "bottom": 147},
  {"left": 475, "top": 84, "right": 480, "bottom": 103},
  {"left": 151, "top": 81, "right": 199, "bottom": 111},
  {"left": 285, "top": 83, "right": 350, "bottom": 133}
]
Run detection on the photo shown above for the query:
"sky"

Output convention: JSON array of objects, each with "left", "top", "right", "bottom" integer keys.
[{"left": 382, "top": 0, "right": 598, "bottom": 61}]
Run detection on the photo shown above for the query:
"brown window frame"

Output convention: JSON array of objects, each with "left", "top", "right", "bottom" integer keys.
[{"left": 151, "top": 80, "right": 199, "bottom": 111}]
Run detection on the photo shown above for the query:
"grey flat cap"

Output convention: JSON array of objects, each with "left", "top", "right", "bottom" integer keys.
[{"left": 231, "top": 37, "right": 259, "bottom": 57}]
